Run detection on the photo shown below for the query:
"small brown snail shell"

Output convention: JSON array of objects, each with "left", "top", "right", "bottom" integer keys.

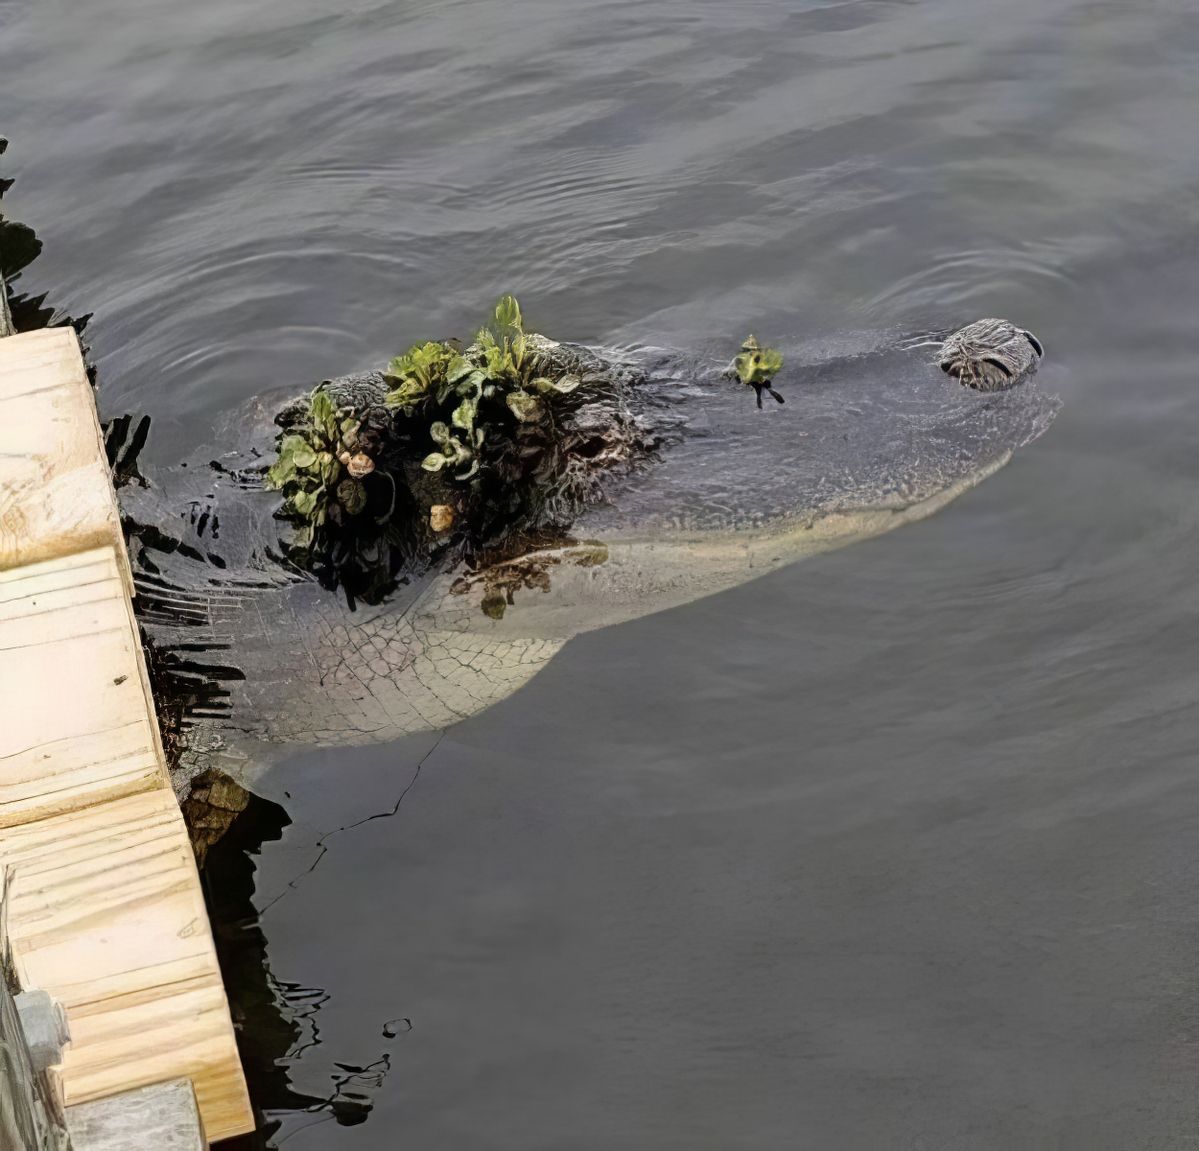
[
  {"left": 429, "top": 504, "right": 455, "bottom": 533},
  {"left": 347, "top": 452, "right": 375, "bottom": 478}
]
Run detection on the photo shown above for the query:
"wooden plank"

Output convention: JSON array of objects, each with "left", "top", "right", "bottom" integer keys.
[
  {"left": 0, "top": 547, "right": 168, "bottom": 827},
  {"left": 67, "top": 1079, "right": 207, "bottom": 1151},
  {"left": 0, "top": 789, "right": 254, "bottom": 1142},
  {"left": 0, "top": 328, "right": 131, "bottom": 593}
]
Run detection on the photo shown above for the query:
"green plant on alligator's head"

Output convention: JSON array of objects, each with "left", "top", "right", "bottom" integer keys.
[
  {"left": 382, "top": 341, "right": 461, "bottom": 412},
  {"left": 730, "top": 335, "right": 785, "bottom": 408},
  {"left": 267, "top": 292, "right": 609, "bottom": 604},
  {"left": 384, "top": 294, "right": 582, "bottom": 489},
  {"left": 265, "top": 388, "right": 377, "bottom": 550}
]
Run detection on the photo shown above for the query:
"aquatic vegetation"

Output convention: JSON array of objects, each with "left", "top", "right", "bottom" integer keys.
[
  {"left": 264, "top": 389, "right": 383, "bottom": 551},
  {"left": 386, "top": 295, "right": 582, "bottom": 485},
  {"left": 730, "top": 335, "right": 785, "bottom": 408},
  {"left": 264, "top": 294, "right": 636, "bottom": 601}
]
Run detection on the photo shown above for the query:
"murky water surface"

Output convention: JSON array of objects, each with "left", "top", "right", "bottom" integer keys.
[{"left": 6, "top": 0, "right": 1199, "bottom": 1145}]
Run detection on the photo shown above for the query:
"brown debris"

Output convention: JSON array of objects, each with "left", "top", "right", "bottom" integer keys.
[{"left": 429, "top": 504, "right": 455, "bottom": 533}]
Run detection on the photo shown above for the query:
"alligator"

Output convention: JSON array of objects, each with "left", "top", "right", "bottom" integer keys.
[{"left": 112, "top": 321, "right": 1056, "bottom": 792}]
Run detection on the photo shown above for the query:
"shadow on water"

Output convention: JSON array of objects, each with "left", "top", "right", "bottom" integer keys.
[
  {"left": 198, "top": 783, "right": 397, "bottom": 1147},
  {"left": 0, "top": 138, "right": 91, "bottom": 341}
]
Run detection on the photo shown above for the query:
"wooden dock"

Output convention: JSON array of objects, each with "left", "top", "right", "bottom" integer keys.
[{"left": 0, "top": 327, "right": 254, "bottom": 1144}]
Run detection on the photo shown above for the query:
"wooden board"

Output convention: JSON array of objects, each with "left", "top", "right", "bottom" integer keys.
[
  {"left": 0, "top": 789, "right": 253, "bottom": 1142},
  {"left": 67, "top": 1079, "right": 206, "bottom": 1151},
  {"left": 0, "top": 328, "right": 130, "bottom": 592},
  {"left": 0, "top": 547, "right": 168, "bottom": 828}
]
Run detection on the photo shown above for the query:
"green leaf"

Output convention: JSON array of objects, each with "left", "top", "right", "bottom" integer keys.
[
  {"left": 265, "top": 458, "right": 296, "bottom": 489},
  {"left": 506, "top": 390, "right": 543, "bottom": 423},
  {"left": 429, "top": 421, "right": 452, "bottom": 445},
  {"left": 493, "top": 294, "right": 522, "bottom": 333},
  {"left": 292, "top": 444, "right": 317, "bottom": 469},
  {"left": 421, "top": 452, "right": 448, "bottom": 472},
  {"left": 551, "top": 374, "right": 581, "bottom": 394},
  {"left": 447, "top": 356, "right": 476, "bottom": 385},
  {"left": 452, "top": 397, "right": 477, "bottom": 432},
  {"left": 529, "top": 376, "right": 555, "bottom": 394},
  {"left": 386, "top": 341, "right": 457, "bottom": 392},
  {"left": 292, "top": 488, "right": 318, "bottom": 516},
  {"left": 292, "top": 524, "right": 313, "bottom": 549},
  {"left": 385, "top": 377, "right": 428, "bottom": 409},
  {"left": 318, "top": 453, "right": 339, "bottom": 485},
  {"left": 337, "top": 478, "right": 368, "bottom": 515},
  {"left": 482, "top": 343, "right": 507, "bottom": 380},
  {"left": 310, "top": 390, "right": 337, "bottom": 436}
]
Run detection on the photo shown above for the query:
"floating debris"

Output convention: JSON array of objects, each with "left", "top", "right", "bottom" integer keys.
[{"left": 728, "top": 334, "right": 785, "bottom": 408}]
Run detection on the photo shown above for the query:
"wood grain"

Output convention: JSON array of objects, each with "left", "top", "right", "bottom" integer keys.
[
  {"left": 0, "top": 790, "right": 253, "bottom": 1142},
  {"left": 0, "top": 548, "right": 168, "bottom": 827},
  {"left": 0, "top": 329, "right": 131, "bottom": 594}
]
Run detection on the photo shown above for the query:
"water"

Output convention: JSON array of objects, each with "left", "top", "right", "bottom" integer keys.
[{"left": 5, "top": 0, "right": 1199, "bottom": 1145}]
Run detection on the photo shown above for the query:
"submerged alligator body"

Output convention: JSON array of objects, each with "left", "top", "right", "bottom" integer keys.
[{"left": 117, "top": 323, "right": 1059, "bottom": 790}]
